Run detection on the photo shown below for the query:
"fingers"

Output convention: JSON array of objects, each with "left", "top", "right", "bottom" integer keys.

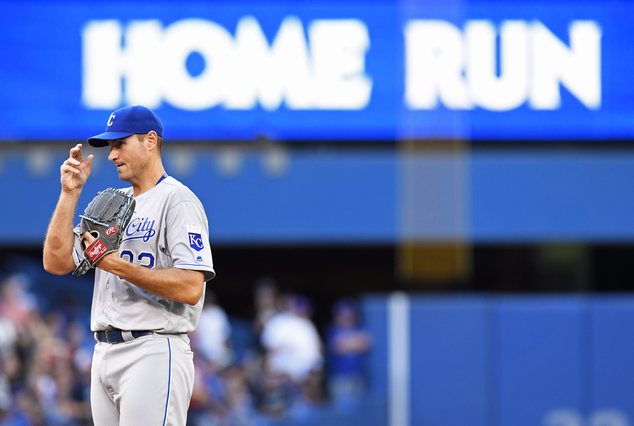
[
  {"left": 65, "top": 158, "right": 81, "bottom": 167},
  {"left": 60, "top": 164, "right": 80, "bottom": 174},
  {"left": 70, "top": 143, "right": 84, "bottom": 163},
  {"left": 83, "top": 154, "right": 94, "bottom": 175},
  {"left": 62, "top": 145, "right": 94, "bottom": 193},
  {"left": 82, "top": 231, "right": 96, "bottom": 246},
  {"left": 61, "top": 155, "right": 83, "bottom": 173},
  {"left": 65, "top": 145, "right": 93, "bottom": 173}
]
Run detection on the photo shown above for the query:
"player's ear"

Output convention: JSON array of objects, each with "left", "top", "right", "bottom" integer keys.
[{"left": 145, "top": 131, "right": 159, "bottom": 152}]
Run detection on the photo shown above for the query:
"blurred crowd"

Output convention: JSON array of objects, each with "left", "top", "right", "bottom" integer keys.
[{"left": 0, "top": 273, "right": 372, "bottom": 426}]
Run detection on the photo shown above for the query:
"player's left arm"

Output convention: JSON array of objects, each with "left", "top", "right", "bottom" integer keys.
[{"left": 94, "top": 254, "right": 204, "bottom": 305}]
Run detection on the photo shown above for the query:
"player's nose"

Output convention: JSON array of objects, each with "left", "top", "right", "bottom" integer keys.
[{"left": 108, "top": 147, "right": 117, "bottom": 161}]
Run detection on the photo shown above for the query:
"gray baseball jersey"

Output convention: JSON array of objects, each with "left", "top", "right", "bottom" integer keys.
[{"left": 72, "top": 176, "right": 215, "bottom": 332}]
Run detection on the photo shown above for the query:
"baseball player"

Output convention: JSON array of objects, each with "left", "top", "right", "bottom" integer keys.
[{"left": 43, "top": 105, "right": 215, "bottom": 425}]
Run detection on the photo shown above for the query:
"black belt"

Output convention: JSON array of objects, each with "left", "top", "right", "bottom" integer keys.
[{"left": 95, "top": 329, "right": 153, "bottom": 344}]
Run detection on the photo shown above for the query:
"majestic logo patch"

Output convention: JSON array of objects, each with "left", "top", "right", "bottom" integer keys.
[{"left": 188, "top": 233, "right": 204, "bottom": 251}]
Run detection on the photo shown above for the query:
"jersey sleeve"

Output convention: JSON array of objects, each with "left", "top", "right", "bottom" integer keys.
[
  {"left": 165, "top": 199, "right": 215, "bottom": 282},
  {"left": 71, "top": 224, "right": 86, "bottom": 267}
]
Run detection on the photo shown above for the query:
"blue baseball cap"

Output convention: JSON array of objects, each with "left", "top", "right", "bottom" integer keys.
[{"left": 88, "top": 105, "right": 164, "bottom": 147}]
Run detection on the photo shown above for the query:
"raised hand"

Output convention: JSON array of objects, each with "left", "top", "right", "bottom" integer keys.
[{"left": 60, "top": 143, "right": 94, "bottom": 193}]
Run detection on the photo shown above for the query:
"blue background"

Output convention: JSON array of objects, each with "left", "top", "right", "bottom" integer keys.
[
  {"left": 1, "top": 0, "right": 633, "bottom": 141},
  {"left": 362, "top": 296, "right": 634, "bottom": 426},
  {"left": 3, "top": 148, "right": 633, "bottom": 244}
]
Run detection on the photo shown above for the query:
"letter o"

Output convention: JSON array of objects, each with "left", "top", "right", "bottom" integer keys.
[{"left": 161, "top": 19, "right": 234, "bottom": 110}]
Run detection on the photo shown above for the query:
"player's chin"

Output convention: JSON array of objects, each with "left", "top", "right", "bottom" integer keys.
[{"left": 115, "top": 165, "right": 127, "bottom": 176}]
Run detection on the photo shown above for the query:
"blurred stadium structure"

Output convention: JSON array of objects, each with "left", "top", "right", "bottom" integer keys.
[{"left": 1, "top": 0, "right": 634, "bottom": 424}]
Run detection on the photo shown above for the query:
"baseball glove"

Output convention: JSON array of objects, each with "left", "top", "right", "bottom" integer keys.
[{"left": 72, "top": 188, "right": 136, "bottom": 276}]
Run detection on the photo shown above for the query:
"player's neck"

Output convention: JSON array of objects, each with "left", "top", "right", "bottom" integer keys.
[{"left": 131, "top": 161, "right": 166, "bottom": 197}]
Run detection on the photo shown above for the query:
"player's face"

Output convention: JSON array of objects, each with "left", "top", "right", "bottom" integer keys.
[{"left": 107, "top": 135, "right": 150, "bottom": 182}]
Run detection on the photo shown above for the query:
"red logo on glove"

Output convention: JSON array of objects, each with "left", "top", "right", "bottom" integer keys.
[
  {"left": 86, "top": 240, "right": 108, "bottom": 261},
  {"left": 106, "top": 226, "right": 117, "bottom": 236}
]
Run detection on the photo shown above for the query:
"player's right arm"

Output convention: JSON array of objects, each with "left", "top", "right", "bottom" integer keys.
[{"left": 43, "top": 144, "right": 94, "bottom": 275}]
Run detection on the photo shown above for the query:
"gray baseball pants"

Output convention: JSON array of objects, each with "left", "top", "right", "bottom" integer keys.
[{"left": 90, "top": 333, "right": 194, "bottom": 426}]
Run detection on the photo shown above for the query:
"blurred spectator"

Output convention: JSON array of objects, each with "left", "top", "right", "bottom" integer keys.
[
  {"left": 249, "top": 354, "right": 294, "bottom": 420},
  {"left": 326, "top": 298, "right": 372, "bottom": 411},
  {"left": 0, "top": 274, "right": 37, "bottom": 332},
  {"left": 192, "top": 292, "right": 233, "bottom": 368},
  {"left": 189, "top": 359, "right": 260, "bottom": 426},
  {"left": 189, "top": 292, "right": 267, "bottom": 426},
  {"left": 0, "top": 319, "right": 16, "bottom": 359},
  {"left": 253, "top": 278, "right": 279, "bottom": 336},
  {"left": 0, "top": 273, "right": 92, "bottom": 426},
  {"left": 188, "top": 356, "right": 231, "bottom": 425},
  {"left": 0, "top": 372, "right": 14, "bottom": 424},
  {"left": 260, "top": 295, "right": 322, "bottom": 384},
  {"left": 221, "top": 366, "right": 259, "bottom": 425},
  {"left": 0, "top": 265, "right": 379, "bottom": 425},
  {"left": 259, "top": 295, "right": 324, "bottom": 420}
]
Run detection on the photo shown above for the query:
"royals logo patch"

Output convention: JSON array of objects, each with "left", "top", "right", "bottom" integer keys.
[{"left": 188, "top": 232, "right": 204, "bottom": 251}]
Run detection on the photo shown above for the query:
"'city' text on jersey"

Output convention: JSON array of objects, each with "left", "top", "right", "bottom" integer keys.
[{"left": 123, "top": 216, "right": 157, "bottom": 242}]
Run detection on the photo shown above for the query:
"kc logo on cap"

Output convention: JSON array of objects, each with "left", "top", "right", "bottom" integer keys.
[{"left": 88, "top": 105, "right": 163, "bottom": 147}]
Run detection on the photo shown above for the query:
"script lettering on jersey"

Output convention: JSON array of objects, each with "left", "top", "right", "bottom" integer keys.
[{"left": 123, "top": 216, "right": 157, "bottom": 242}]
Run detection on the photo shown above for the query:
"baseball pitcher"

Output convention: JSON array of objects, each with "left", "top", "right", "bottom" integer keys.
[{"left": 43, "top": 105, "right": 215, "bottom": 426}]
